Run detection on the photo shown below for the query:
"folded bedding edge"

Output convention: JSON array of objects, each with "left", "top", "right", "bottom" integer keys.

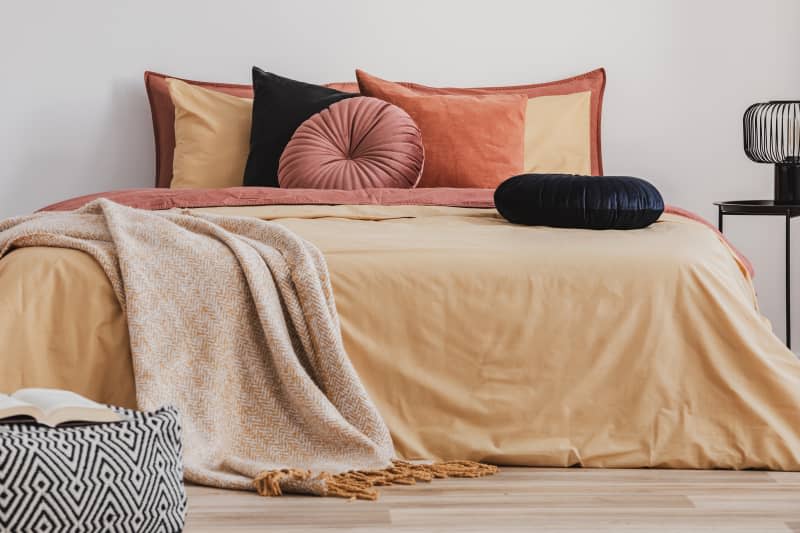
[
  {"left": 38, "top": 187, "right": 497, "bottom": 212},
  {"left": 36, "top": 187, "right": 753, "bottom": 277}
]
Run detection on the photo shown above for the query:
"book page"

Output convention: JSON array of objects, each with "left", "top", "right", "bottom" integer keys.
[
  {"left": 12, "top": 388, "right": 110, "bottom": 413},
  {"left": 11, "top": 389, "right": 122, "bottom": 426},
  {"left": 0, "top": 393, "right": 32, "bottom": 411},
  {"left": 0, "top": 393, "right": 40, "bottom": 421}
]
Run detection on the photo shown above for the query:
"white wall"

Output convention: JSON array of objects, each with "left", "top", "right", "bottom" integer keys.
[{"left": 1, "top": 0, "right": 800, "bottom": 344}]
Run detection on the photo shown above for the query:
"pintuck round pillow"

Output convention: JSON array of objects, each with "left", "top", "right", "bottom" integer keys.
[
  {"left": 278, "top": 96, "right": 425, "bottom": 189},
  {"left": 494, "top": 174, "right": 664, "bottom": 229}
]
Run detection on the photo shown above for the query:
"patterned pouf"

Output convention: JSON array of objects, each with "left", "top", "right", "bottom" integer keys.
[{"left": 0, "top": 406, "right": 185, "bottom": 532}]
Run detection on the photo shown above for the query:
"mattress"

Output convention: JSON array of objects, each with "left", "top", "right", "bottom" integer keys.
[{"left": 2, "top": 191, "right": 799, "bottom": 469}]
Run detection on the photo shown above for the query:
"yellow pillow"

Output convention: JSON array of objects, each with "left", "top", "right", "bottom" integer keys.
[
  {"left": 166, "top": 78, "right": 252, "bottom": 189},
  {"left": 524, "top": 92, "right": 592, "bottom": 175}
]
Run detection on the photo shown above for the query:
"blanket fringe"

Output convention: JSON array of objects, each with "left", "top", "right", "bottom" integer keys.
[
  {"left": 253, "top": 460, "right": 498, "bottom": 500},
  {"left": 252, "top": 468, "right": 312, "bottom": 497}
]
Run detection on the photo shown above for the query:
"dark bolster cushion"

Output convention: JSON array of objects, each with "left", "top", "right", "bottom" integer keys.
[{"left": 494, "top": 174, "right": 664, "bottom": 229}]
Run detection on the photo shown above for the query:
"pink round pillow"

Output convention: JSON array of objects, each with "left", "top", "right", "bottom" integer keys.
[{"left": 278, "top": 96, "right": 424, "bottom": 189}]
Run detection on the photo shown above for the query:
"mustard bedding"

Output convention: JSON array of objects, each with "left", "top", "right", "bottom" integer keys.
[{"left": 2, "top": 205, "right": 799, "bottom": 469}]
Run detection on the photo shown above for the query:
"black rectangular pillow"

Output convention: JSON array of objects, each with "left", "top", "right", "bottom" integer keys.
[{"left": 242, "top": 68, "right": 356, "bottom": 187}]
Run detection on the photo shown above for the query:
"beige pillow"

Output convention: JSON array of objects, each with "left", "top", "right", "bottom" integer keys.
[
  {"left": 166, "top": 78, "right": 253, "bottom": 189},
  {"left": 523, "top": 91, "right": 592, "bottom": 175}
]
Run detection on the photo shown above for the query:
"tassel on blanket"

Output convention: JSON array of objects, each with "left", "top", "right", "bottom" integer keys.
[
  {"left": 253, "top": 460, "right": 498, "bottom": 500},
  {"left": 252, "top": 468, "right": 313, "bottom": 497}
]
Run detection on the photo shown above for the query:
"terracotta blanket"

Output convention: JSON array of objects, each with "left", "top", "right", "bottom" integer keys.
[{"left": 0, "top": 199, "right": 396, "bottom": 496}]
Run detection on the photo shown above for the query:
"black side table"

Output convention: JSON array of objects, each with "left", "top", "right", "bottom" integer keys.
[{"left": 715, "top": 200, "right": 800, "bottom": 349}]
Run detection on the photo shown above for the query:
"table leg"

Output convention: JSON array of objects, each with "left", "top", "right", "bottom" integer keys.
[
  {"left": 787, "top": 212, "right": 791, "bottom": 349},
  {"left": 718, "top": 207, "right": 723, "bottom": 233}
]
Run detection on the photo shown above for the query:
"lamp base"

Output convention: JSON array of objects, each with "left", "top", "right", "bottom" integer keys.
[{"left": 774, "top": 161, "right": 800, "bottom": 204}]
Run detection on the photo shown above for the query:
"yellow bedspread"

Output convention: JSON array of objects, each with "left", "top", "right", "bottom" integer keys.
[{"left": 2, "top": 205, "right": 799, "bottom": 469}]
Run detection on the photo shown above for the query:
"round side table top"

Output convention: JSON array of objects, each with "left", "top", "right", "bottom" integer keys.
[{"left": 715, "top": 200, "right": 800, "bottom": 217}]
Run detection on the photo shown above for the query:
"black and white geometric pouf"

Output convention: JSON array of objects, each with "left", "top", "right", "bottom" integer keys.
[{"left": 0, "top": 406, "right": 186, "bottom": 532}]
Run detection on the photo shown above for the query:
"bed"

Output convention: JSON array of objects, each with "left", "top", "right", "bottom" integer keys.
[{"left": 2, "top": 186, "right": 799, "bottom": 470}]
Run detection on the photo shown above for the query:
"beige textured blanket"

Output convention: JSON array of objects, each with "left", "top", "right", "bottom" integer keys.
[{"left": 0, "top": 199, "right": 488, "bottom": 497}]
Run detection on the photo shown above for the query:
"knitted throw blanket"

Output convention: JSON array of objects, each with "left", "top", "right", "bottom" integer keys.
[{"left": 0, "top": 199, "right": 495, "bottom": 498}]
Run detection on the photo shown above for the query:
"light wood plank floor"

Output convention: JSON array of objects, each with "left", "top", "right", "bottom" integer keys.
[{"left": 185, "top": 468, "right": 800, "bottom": 532}]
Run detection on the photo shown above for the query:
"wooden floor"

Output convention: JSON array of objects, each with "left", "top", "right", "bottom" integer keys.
[{"left": 185, "top": 467, "right": 800, "bottom": 532}]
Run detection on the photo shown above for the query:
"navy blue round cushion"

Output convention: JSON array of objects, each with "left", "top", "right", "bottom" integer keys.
[{"left": 494, "top": 174, "right": 664, "bottom": 229}]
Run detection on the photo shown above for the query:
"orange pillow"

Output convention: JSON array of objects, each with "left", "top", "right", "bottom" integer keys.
[
  {"left": 356, "top": 70, "right": 527, "bottom": 188},
  {"left": 357, "top": 68, "right": 606, "bottom": 176}
]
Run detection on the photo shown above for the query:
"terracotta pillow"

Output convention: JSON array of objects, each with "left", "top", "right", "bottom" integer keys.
[
  {"left": 279, "top": 97, "right": 424, "bottom": 190},
  {"left": 144, "top": 71, "right": 359, "bottom": 188},
  {"left": 167, "top": 79, "right": 252, "bottom": 189},
  {"left": 355, "top": 71, "right": 527, "bottom": 188},
  {"left": 356, "top": 68, "right": 606, "bottom": 176}
]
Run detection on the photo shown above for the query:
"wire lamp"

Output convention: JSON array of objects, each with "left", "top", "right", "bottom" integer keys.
[{"left": 744, "top": 101, "right": 800, "bottom": 203}]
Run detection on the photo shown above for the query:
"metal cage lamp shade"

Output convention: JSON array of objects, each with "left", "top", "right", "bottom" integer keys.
[{"left": 744, "top": 101, "right": 800, "bottom": 203}]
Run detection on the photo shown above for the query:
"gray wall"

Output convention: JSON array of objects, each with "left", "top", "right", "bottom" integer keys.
[{"left": 1, "top": 0, "right": 799, "bottom": 345}]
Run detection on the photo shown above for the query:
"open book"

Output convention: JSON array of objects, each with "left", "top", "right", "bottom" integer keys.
[{"left": 0, "top": 388, "right": 124, "bottom": 427}]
